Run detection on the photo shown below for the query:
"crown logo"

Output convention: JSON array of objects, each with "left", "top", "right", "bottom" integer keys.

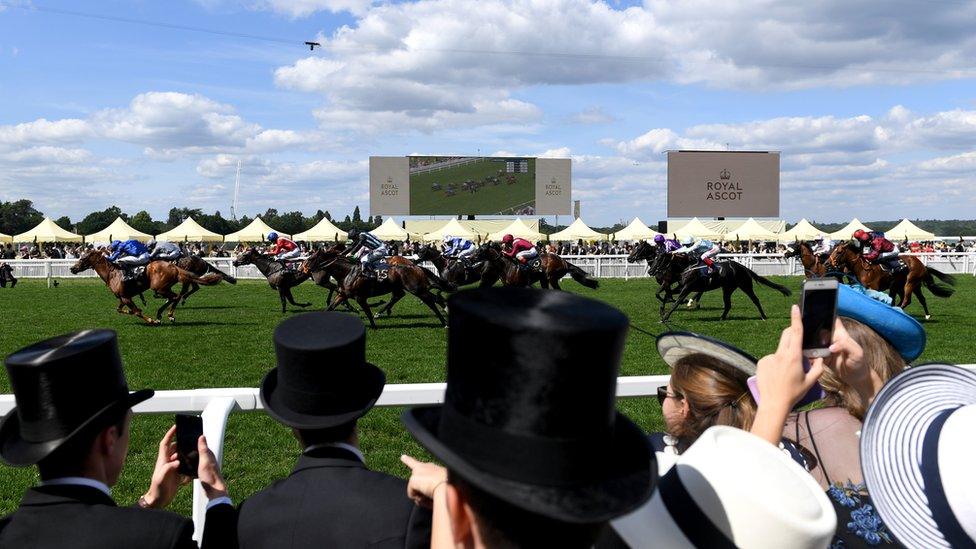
[
  {"left": 551, "top": 177, "right": 557, "bottom": 184},
  {"left": 719, "top": 169, "right": 731, "bottom": 180},
  {"left": 386, "top": 176, "right": 393, "bottom": 184}
]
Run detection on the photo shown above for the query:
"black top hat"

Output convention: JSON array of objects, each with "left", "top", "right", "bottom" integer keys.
[
  {"left": 403, "top": 287, "right": 656, "bottom": 523},
  {"left": 0, "top": 330, "right": 153, "bottom": 467},
  {"left": 260, "top": 312, "right": 385, "bottom": 429}
]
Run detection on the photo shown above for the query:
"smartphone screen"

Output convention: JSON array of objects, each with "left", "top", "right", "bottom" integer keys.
[
  {"left": 175, "top": 414, "right": 203, "bottom": 478},
  {"left": 801, "top": 281, "right": 838, "bottom": 354}
]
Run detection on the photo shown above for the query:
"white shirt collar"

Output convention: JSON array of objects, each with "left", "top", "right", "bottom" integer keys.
[
  {"left": 303, "top": 442, "right": 365, "bottom": 464},
  {"left": 40, "top": 477, "right": 112, "bottom": 497}
]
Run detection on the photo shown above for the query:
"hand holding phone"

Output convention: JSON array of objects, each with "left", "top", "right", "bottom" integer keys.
[
  {"left": 175, "top": 414, "right": 203, "bottom": 478},
  {"left": 800, "top": 279, "right": 839, "bottom": 358}
]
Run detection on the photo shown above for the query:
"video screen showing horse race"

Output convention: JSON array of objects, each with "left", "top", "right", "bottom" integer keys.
[
  {"left": 408, "top": 156, "right": 536, "bottom": 215},
  {"left": 3, "top": 3, "right": 976, "bottom": 547}
]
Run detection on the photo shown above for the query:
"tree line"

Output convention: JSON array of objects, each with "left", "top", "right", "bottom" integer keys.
[{"left": 0, "top": 200, "right": 383, "bottom": 238}]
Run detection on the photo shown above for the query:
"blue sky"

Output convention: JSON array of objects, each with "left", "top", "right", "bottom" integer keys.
[{"left": 2, "top": 0, "right": 975, "bottom": 226}]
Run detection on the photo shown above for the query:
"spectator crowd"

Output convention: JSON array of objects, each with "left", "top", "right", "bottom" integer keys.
[{"left": 2, "top": 283, "right": 974, "bottom": 548}]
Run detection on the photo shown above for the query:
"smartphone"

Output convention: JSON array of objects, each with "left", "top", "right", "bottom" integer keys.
[
  {"left": 801, "top": 279, "right": 839, "bottom": 358},
  {"left": 175, "top": 414, "right": 203, "bottom": 478}
]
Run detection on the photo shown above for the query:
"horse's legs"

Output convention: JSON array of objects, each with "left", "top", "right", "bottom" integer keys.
[
  {"left": 180, "top": 281, "right": 199, "bottom": 305},
  {"left": 124, "top": 296, "right": 157, "bottom": 324},
  {"left": 913, "top": 286, "right": 931, "bottom": 319},
  {"left": 117, "top": 299, "right": 128, "bottom": 314},
  {"left": 418, "top": 291, "right": 448, "bottom": 326},
  {"left": 549, "top": 276, "right": 562, "bottom": 290},
  {"left": 357, "top": 296, "right": 378, "bottom": 329},
  {"left": 378, "top": 288, "right": 406, "bottom": 316},
  {"left": 740, "top": 282, "right": 768, "bottom": 321},
  {"left": 720, "top": 286, "right": 735, "bottom": 320},
  {"left": 899, "top": 279, "right": 918, "bottom": 310},
  {"left": 662, "top": 287, "right": 693, "bottom": 322},
  {"left": 328, "top": 292, "right": 348, "bottom": 312},
  {"left": 154, "top": 288, "right": 180, "bottom": 321},
  {"left": 279, "top": 291, "right": 288, "bottom": 313},
  {"left": 284, "top": 286, "right": 312, "bottom": 309}
]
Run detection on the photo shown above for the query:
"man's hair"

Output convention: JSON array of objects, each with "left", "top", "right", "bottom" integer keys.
[
  {"left": 37, "top": 409, "right": 129, "bottom": 480},
  {"left": 448, "top": 471, "right": 605, "bottom": 549},
  {"left": 297, "top": 421, "right": 357, "bottom": 447}
]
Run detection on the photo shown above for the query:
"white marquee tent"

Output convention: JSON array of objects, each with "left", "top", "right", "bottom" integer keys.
[
  {"left": 612, "top": 218, "right": 660, "bottom": 241},
  {"left": 224, "top": 217, "right": 287, "bottom": 243},
  {"left": 670, "top": 217, "right": 725, "bottom": 241},
  {"left": 13, "top": 218, "right": 84, "bottom": 243},
  {"left": 549, "top": 218, "right": 608, "bottom": 241},
  {"left": 293, "top": 217, "right": 348, "bottom": 242},
  {"left": 84, "top": 217, "right": 153, "bottom": 244},
  {"left": 369, "top": 218, "right": 416, "bottom": 241},
  {"left": 156, "top": 217, "right": 223, "bottom": 242},
  {"left": 828, "top": 218, "right": 871, "bottom": 241},
  {"left": 885, "top": 219, "right": 936, "bottom": 242},
  {"left": 778, "top": 219, "right": 825, "bottom": 242},
  {"left": 722, "top": 218, "right": 780, "bottom": 241},
  {"left": 422, "top": 219, "right": 479, "bottom": 242},
  {"left": 487, "top": 219, "right": 545, "bottom": 242}
]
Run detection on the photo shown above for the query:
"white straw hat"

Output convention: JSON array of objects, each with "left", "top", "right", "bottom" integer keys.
[
  {"left": 861, "top": 363, "right": 976, "bottom": 548},
  {"left": 612, "top": 426, "right": 836, "bottom": 548}
]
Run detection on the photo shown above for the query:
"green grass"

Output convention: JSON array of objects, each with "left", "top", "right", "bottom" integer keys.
[
  {"left": 1, "top": 275, "right": 973, "bottom": 515},
  {"left": 409, "top": 158, "right": 535, "bottom": 215}
]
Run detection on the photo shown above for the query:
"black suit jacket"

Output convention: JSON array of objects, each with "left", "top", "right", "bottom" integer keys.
[
  {"left": 237, "top": 446, "right": 431, "bottom": 548},
  {"left": 0, "top": 484, "right": 237, "bottom": 549}
]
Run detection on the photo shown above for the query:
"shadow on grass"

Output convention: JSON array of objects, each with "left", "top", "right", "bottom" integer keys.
[{"left": 371, "top": 322, "right": 447, "bottom": 330}]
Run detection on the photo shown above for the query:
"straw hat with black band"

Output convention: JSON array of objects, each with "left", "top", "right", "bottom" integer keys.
[
  {"left": 402, "top": 287, "right": 656, "bottom": 523},
  {"left": 861, "top": 363, "right": 976, "bottom": 548},
  {"left": 657, "top": 332, "right": 758, "bottom": 377},
  {"left": 0, "top": 330, "right": 154, "bottom": 467}
]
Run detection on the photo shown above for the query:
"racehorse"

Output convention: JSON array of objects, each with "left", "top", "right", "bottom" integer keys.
[
  {"left": 300, "top": 247, "right": 449, "bottom": 329},
  {"left": 174, "top": 255, "right": 237, "bottom": 304},
  {"left": 827, "top": 242, "right": 955, "bottom": 319},
  {"left": 627, "top": 241, "right": 702, "bottom": 315},
  {"left": 233, "top": 247, "right": 312, "bottom": 313},
  {"left": 0, "top": 262, "right": 16, "bottom": 288},
  {"left": 783, "top": 241, "right": 829, "bottom": 278},
  {"left": 661, "top": 258, "right": 793, "bottom": 322},
  {"left": 414, "top": 243, "right": 496, "bottom": 287},
  {"left": 70, "top": 249, "right": 223, "bottom": 324},
  {"left": 469, "top": 243, "right": 599, "bottom": 290}
]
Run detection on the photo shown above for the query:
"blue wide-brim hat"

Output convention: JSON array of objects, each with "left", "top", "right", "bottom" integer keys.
[{"left": 837, "top": 284, "right": 925, "bottom": 361}]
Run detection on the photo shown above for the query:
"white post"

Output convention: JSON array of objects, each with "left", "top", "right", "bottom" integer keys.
[
  {"left": 191, "top": 397, "right": 240, "bottom": 544},
  {"left": 45, "top": 259, "right": 52, "bottom": 288}
]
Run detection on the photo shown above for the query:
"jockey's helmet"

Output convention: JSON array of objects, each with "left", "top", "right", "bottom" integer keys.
[
  {"left": 347, "top": 229, "right": 360, "bottom": 240},
  {"left": 110, "top": 240, "right": 122, "bottom": 249},
  {"left": 443, "top": 235, "right": 453, "bottom": 243},
  {"left": 681, "top": 236, "right": 695, "bottom": 246},
  {"left": 501, "top": 234, "right": 514, "bottom": 245},
  {"left": 653, "top": 234, "right": 665, "bottom": 244},
  {"left": 267, "top": 232, "right": 278, "bottom": 243},
  {"left": 147, "top": 239, "right": 157, "bottom": 250},
  {"left": 853, "top": 229, "right": 869, "bottom": 242}
]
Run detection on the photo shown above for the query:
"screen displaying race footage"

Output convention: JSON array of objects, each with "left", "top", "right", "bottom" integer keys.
[
  {"left": 369, "top": 156, "right": 570, "bottom": 216},
  {"left": 408, "top": 156, "right": 537, "bottom": 216}
]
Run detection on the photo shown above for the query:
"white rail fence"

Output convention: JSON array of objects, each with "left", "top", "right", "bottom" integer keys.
[{"left": 5, "top": 253, "right": 976, "bottom": 282}]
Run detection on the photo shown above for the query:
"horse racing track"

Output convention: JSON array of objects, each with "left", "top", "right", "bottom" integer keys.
[{"left": 1, "top": 276, "right": 973, "bottom": 515}]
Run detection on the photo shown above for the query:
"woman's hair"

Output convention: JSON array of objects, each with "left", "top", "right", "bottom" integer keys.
[
  {"left": 669, "top": 353, "right": 756, "bottom": 450},
  {"left": 820, "top": 317, "right": 906, "bottom": 420}
]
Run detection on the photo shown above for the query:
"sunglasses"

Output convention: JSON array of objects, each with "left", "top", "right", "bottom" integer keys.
[{"left": 656, "top": 386, "right": 682, "bottom": 406}]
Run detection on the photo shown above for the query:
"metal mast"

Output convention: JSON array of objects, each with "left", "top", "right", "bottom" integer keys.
[{"left": 231, "top": 159, "right": 242, "bottom": 221}]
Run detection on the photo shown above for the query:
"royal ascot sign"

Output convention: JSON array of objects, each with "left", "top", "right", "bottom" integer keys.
[{"left": 667, "top": 151, "right": 779, "bottom": 218}]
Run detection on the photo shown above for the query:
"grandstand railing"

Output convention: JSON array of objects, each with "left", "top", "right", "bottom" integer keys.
[
  {"left": 2, "top": 366, "right": 976, "bottom": 541},
  {"left": 7, "top": 252, "right": 976, "bottom": 282}
]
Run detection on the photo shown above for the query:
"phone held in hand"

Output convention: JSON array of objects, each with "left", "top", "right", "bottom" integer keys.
[
  {"left": 175, "top": 414, "right": 203, "bottom": 478},
  {"left": 800, "top": 278, "right": 839, "bottom": 358}
]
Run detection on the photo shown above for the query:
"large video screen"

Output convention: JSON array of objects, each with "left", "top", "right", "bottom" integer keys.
[
  {"left": 409, "top": 156, "right": 535, "bottom": 215},
  {"left": 667, "top": 151, "right": 780, "bottom": 218},
  {"left": 369, "top": 156, "right": 571, "bottom": 216}
]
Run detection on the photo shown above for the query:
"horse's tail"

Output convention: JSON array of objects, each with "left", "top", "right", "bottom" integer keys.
[
  {"left": 743, "top": 264, "right": 792, "bottom": 296},
  {"left": 422, "top": 266, "right": 457, "bottom": 293},
  {"left": 566, "top": 261, "right": 599, "bottom": 289},
  {"left": 209, "top": 265, "right": 237, "bottom": 285},
  {"left": 923, "top": 267, "right": 956, "bottom": 298},
  {"left": 178, "top": 268, "right": 224, "bottom": 286}
]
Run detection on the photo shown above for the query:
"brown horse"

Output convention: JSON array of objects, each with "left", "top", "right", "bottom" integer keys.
[
  {"left": 300, "top": 247, "right": 448, "bottom": 328},
  {"left": 470, "top": 243, "right": 599, "bottom": 290},
  {"left": 70, "top": 249, "right": 223, "bottom": 324},
  {"left": 827, "top": 242, "right": 955, "bottom": 319},
  {"left": 233, "top": 247, "right": 311, "bottom": 313},
  {"left": 783, "top": 241, "right": 828, "bottom": 278},
  {"left": 174, "top": 255, "right": 237, "bottom": 304}
]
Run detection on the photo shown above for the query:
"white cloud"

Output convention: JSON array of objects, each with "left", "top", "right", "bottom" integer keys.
[{"left": 249, "top": 0, "right": 374, "bottom": 17}]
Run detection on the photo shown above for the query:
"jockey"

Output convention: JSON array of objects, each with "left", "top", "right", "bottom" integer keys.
[
  {"left": 811, "top": 233, "right": 834, "bottom": 260},
  {"left": 266, "top": 232, "right": 301, "bottom": 262},
  {"left": 500, "top": 234, "right": 538, "bottom": 265},
  {"left": 442, "top": 234, "right": 477, "bottom": 262},
  {"left": 346, "top": 228, "right": 388, "bottom": 276},
  {"left": 854, "top": 229, "right": 901, "bottom": 269},
  {"left": 147, "top": 239, "right": 183, "bottom": 262},
  {"left": 107, "top": 239, "right": 150, "bottom": 281},
  {"left": 653, "top": 234, "right": 681, "bottom": 253},
  {"left": 673, "top": 236, "right": 722, "bottom": 271}
]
